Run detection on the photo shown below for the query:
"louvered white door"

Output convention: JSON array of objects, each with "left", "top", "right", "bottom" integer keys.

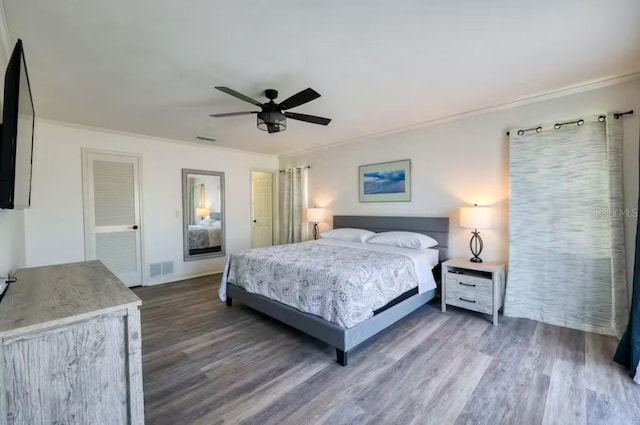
[{"left": 83, "top": 152, "right": 142, "bottom": 287}]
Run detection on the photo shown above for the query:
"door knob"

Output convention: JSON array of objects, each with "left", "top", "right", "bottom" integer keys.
[{"left": 132, "top": 225, "right": 139, "bottom": 230}]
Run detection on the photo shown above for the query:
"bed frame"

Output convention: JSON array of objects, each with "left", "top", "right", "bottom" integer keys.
[{"left": 226, "top": 215, "right": 449, "bottom": 366}]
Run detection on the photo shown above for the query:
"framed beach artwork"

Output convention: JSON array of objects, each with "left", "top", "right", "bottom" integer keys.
[{"left": 359, "top": 159, "right": 411, "bottom": 202}]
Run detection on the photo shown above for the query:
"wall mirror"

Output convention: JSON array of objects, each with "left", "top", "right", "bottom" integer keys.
[{"left": 182, "top": 169, "right": 225, "bottom": 261}]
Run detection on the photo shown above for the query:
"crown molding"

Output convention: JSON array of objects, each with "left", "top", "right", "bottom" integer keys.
[
  {"left": 279, "top": 72, "right": 640, "bottom": 158},
  {"left": 36, "top": 118, "right": 278, "bottom": 159}
]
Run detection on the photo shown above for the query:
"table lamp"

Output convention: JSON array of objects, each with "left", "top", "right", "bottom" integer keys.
[
  {"left": 306, "top": 207, "right": 325, "bottom": 240},
  {"left": 459, "top": 204, "right": 491, "bottom": 263},
  {"left": 197, "top": 207, "right": 211, "bottom": 221}
]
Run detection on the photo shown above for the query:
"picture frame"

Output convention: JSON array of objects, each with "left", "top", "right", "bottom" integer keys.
[{"left": 359, "top": 159, "right": 411, "bottom": 202}]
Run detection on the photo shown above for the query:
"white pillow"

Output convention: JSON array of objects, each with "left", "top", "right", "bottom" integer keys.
[
  {"left": 199, "top": 218, "right": 218, "bottom": 227},
  {"left": 320, "top": 228, "right": 376, "bottom": 243},
  {"left": 367, "top": 231, "right": 438, "bottom": 249}
]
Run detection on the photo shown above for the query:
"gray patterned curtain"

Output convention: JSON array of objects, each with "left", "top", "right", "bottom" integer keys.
[
  {"left": 194, "top": 184, "right": 202, "bottom": 224},
  {"left": 187, "top": 178, "right": 196, "bottom": 225},
  {"left": 614, "top": 128, "right": 640, "bottom": 384},
  {"left": 504, "top": 113, "right": 628, "bottom": 336},
  {"left": 279, "top": 168, "right": 307, "bottom": 244}
]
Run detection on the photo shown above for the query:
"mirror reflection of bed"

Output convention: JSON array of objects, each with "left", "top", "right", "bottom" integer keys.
[
  {"left": 188, "top": 217, "right": 221, "bottom": 256},
  {"left": 182, "top": 169, "right": 225, "bottom": 261}
]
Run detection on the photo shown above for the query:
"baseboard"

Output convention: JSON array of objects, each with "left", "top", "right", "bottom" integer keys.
[{"left": 142, "top": 269, "right": 225, "bottom": 287}]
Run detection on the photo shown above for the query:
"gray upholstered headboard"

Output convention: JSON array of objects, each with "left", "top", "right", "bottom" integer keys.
[{"left": 333, "top": 215, "right": 449, "bottom": 260}]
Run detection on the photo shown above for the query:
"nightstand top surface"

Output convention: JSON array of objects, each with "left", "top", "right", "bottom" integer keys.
[{"left": 443, "top": 258, "right": 505, "bottom": 272}]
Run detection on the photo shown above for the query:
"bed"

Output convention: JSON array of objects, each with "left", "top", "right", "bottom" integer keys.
[
  {"left": 188, "top": 219, "right": 222, "bottom": 254},
  {"left": 220, "top": 215, "right": 449, "bottom": 365}
]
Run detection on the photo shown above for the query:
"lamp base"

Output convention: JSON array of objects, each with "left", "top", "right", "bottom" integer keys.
[
  {"left": 313, "top": 223, "right": 319, "bottom": 240},
  {"left": 469, "top": 230, "right": 483, "bottom": 263}
]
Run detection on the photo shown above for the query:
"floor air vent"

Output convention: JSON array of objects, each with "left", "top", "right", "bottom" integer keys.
[
  {"left": 150, "top": 261, "right": 174, "bottom": 277},
  {"left": 161, "top": 261, "right": 174, "bottom": 275},
  {"left": 150, "top": 263, "right": 162, "bottom": 277}
]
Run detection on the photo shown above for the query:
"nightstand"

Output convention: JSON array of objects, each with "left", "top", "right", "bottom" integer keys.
[{"left": 441, "top": 259, "right": 506, "bottom": 325}]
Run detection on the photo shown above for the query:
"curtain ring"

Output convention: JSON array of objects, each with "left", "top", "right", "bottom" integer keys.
[
  {"left": 614, "top": 113, "right": 621, "bottom": 119},
  {"left": 517, "top": 130, "right": 525, "bottom": 136},
  {"left": 598, "top": 115, "right": 605, "bottom": 122},
  {"left": 577, "top": 119, "right": 584, "bottom": 126},
  {"left": 535, "top": 127, "right": 542, "bottom": 133},
  {"left": 554, "top": 124, "right": 561, "bottom": 130}
]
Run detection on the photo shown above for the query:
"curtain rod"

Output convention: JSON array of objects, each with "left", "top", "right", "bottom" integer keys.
[
  {"left": 279, "top": 166, "right": 311, "bottom": 173},
  {"left": 506, "top": 110, "right": 634, "bottom": 136}
]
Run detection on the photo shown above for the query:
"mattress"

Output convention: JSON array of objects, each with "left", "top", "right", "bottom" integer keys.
[{"left": 219, "top": 239, "right": 439, "bottom": 328}]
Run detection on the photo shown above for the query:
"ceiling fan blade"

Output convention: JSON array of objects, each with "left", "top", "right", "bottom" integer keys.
[
  {"left": 215, "top": 87, "right": 263, "bottom": 107},
  {"left": 209, "top": 111, "right": 258, "bottom": 117},
  {"left": 267, "top": 123, "right": 281, "bottom": 134},
  {"left": 279, "top": 88, "right": 321, "bottom": 110},
  {"left": 284, "top": 112, "right": 332, "bottom": 126}
]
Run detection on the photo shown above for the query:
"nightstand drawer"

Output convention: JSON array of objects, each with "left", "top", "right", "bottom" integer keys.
[
  {"left": 445, "top": 288, "right": 492, "bottom": 314},
  {"left": 445, "top": 272, "right": 492, "bottom": 297}
]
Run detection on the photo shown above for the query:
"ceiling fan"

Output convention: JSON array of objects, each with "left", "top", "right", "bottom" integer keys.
[{"left": 210, "top": 87, "right": 331, "bottom": 134}]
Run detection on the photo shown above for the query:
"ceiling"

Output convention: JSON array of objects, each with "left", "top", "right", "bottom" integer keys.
[{"left": 3, "top": 0, "right": 640, "bottom": 155}]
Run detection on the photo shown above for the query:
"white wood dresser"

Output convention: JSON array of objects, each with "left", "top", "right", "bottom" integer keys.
[
  {"left": 0, "top": 261, "right": 144, "bottom": 425},
  {"left": 441, "top": 259, "right": 505, "bottom": 325}
]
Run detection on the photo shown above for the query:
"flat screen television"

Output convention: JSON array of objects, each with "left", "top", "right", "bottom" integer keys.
[{"left": 0, "top": 39, "right": 35, "bottom": 210}]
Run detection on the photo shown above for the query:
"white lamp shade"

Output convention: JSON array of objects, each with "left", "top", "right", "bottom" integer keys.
[
  {"left": 460, "top": 206, "right": 491, "bottom": 229},
  {"left": 197, "top": 207, "right": 211, "bottom": 218},
  {"left": 306, "top": 207, "right": 325, "bottom": 223}
]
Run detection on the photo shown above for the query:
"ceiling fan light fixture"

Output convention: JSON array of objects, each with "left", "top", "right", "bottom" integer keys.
[
  {"left": 212, "top": 86, "right": 330, "bottom": 133},
  {"left": 257, "top": 111, "right": 286, "bottom": 133}
]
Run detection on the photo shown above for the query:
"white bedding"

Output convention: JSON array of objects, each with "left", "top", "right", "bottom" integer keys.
[{"left": 313, "top": 238, "right": 439, "bottom": 293}]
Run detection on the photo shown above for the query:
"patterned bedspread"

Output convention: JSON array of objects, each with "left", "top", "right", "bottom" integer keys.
[
  {"left": 188, "top": 227, "right": 210, "bottom": 249},
  {"left": 188, "top": 224, "right": 222, "bottom": 249},
  {"left": 220, "top": 241, "right": 419, "bottom": 328}
]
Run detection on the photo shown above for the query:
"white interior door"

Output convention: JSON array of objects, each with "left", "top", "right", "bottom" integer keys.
[
  {"left": 251, "top": 171, "right": 273, "bottom": 248},
  {"left": 83, "top": 151, "right": 142, "bottom": 287}
]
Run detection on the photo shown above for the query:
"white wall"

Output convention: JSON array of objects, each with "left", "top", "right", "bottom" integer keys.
[
  {"left": 0, "top": 209, "right": 25, "bottom": 278},
  {"left": 25, "top": 120, "right": 278, "bottom": 285},
  {"left": 280, "top": 79, "right": 640, "bottom": 291}
]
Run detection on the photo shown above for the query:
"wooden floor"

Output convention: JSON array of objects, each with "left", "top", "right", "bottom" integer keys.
[{"left": 134, "top": 275, "right": 640, "bottom": 425}]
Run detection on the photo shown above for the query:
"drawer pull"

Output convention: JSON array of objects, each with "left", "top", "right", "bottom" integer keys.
[
  {"left": 459, "top": 297, "right": 476, "bottom": 303},
  {"left": 459, "top": 282, "right": 476, "bottom": 287}
]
